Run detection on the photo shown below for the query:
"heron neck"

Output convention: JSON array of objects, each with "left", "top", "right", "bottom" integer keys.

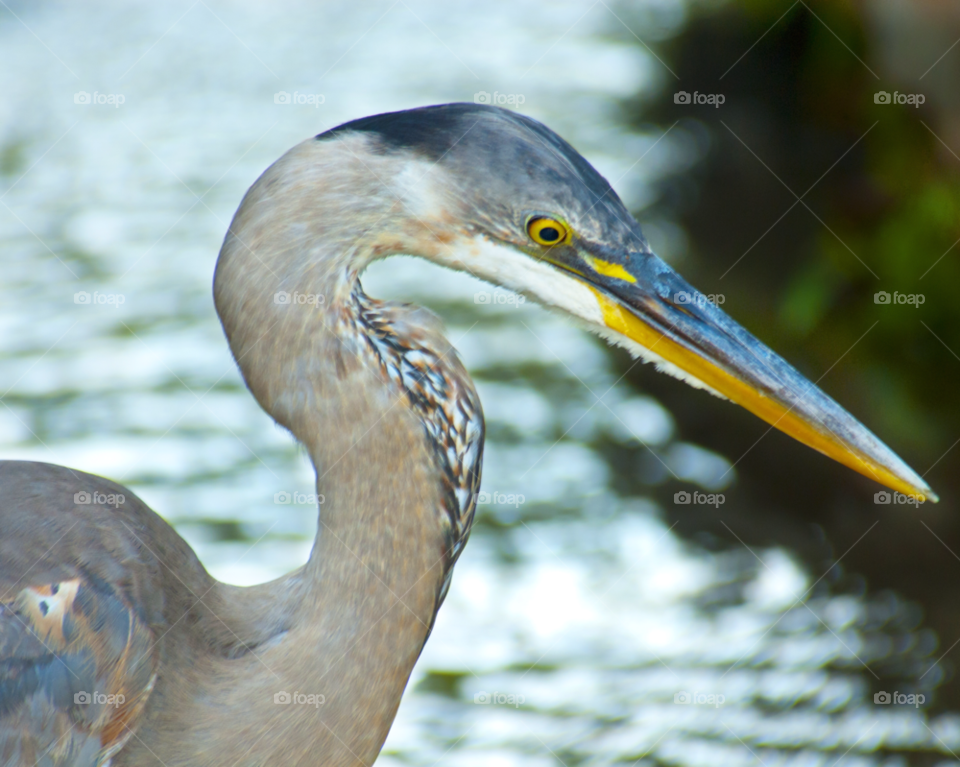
[{"left": 209, "top": 137, "right": 448, "bottom": 762}]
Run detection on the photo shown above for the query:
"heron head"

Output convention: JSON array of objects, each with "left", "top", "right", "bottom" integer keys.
[{"left": 319, "top": 103, "right": 936, "bottom": 502}]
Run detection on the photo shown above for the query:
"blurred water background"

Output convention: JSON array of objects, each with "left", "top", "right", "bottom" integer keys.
[{"left": 1, "top": 1, "right": 959, "bottom": 764}]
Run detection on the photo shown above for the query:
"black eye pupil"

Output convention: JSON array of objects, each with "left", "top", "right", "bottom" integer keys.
[{"left": 539, "top": 227, "right": 559, "bottom": 242}]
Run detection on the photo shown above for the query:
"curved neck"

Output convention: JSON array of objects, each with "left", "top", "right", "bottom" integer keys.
[
  {"left": 213, "top": 133, "right": 465, "bottom": 565},
  {"left": 199, "top": 135, "right": 472, "bottom": 764}
]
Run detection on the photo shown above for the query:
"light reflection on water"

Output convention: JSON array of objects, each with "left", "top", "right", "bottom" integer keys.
[{"left": 0, "top": 1, "right": 956, "bottom": 764}]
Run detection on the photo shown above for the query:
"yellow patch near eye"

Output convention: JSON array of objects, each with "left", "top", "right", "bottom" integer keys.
[{"left": 584, "top": 256, "right": 636, "bottom": 283}]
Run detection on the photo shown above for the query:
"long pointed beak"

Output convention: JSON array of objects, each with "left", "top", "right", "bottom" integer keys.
[{"left": 579, "top": 246, "right": 936, "bottom": 503}]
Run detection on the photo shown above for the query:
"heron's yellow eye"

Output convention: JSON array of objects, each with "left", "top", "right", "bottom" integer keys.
[{"left": 527, "top": 217, "right": 568, "bottom": 246}]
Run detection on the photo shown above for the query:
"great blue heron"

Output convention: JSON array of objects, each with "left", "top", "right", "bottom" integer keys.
[{"left": 0, "top": 103, "right": 935, "bottom": 766}]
